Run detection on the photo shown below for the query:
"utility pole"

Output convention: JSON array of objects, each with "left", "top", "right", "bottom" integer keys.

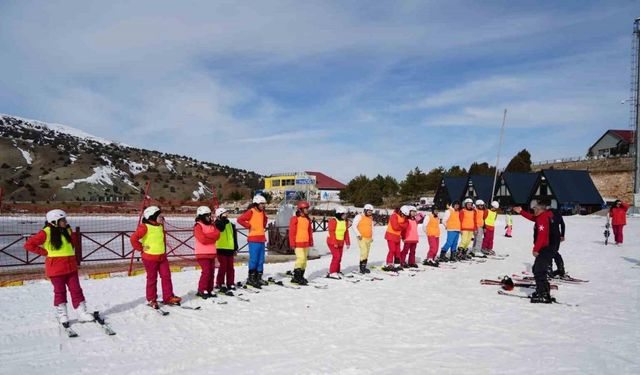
[
  {"left": 633, "top": 18, "right": 640, "bottom": 207},
  {"left": 491, "top": 109, "right": 508, "bottom": 202}
]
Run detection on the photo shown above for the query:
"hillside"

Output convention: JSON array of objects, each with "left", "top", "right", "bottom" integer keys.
[{"left": 0, "top": 114, "right": 263, "bottom": 203}]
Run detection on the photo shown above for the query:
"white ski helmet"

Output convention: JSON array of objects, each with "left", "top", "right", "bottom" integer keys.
[
  {"left": 335, "top": 206, "right": 347, "bottom": 214},
  {"left": 46, "top": 209, "right": 67, "bottom": 226},
  {"left": 196, "top": 206, "right": 212, "bottom": 216},
  {"left": 463, "top": 198, "right": 473, "bottom": 205},
  {"left": 400, "top": 205, "right": 411, "bottom": 216},
  {"left": 409, "top": 206, "right": 418, "bottom": 212},
  {"left": 491, "top": 201, "right": 499, "bottom": 209},
  {"left": 475, "top": 199, "right": 485, "bottom": 206},
  {"left": 363, "top": 204, "right": 374, "bottom": 211},
  {"left": 215, "top": 207, "right": 228, "bottom": 217},
  {"left": 143, "top": 206, "right": 161, "bottom": 220},
  {"left": 253, "top": 195, "right": 267, "bottom": 204}
]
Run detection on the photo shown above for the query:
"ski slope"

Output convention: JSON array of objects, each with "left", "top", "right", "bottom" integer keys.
[{"left": 0, "top": 215, "right": 638, "bottom": 374}]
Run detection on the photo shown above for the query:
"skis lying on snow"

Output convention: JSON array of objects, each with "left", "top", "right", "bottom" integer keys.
[
  {"left": 266, "top": 277, "right": 301, "bottom": 289},
  {"left": 497, "top": 290, "right": 577, "bottom": 307},
  {"left": 93, "top": 311, "right": 116, "bottom": 335},
  {"left": 162, "top": 302, "right": 202, "bottom": 310},
  {"left": 149, "top": 304, "right": 170, "bottom": 316},
  {"left": 518, "top": 272, "right": 589, "bottom": 283},
  {"left": 480, "top": 279, "right": 558, "bottom": 290}
]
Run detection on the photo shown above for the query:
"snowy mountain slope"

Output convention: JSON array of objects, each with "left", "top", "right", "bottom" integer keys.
[
  {"left": 0, "top": 114, "right": 262, "bottom": 202},
  {"left": 0, "top": 215, "right": 637, "bottom": 374}
]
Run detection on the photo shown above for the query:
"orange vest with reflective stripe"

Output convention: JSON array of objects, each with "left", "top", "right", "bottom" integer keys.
[
  {"left": 295, "top": 217, "right": 310, "bottom": 243},
  {"left": 357, "top": 215, "right": 373, "bottom": 239},
  {"left": 248, "top": 208, "right": 266, "bottom": 237},
  {"left": 445, "top": 208, "right": 461, "bottom": 231},
  {"left": 475, "top": 209, "right": 486, "bottom": 228},
  {"left": 386, "top": 214, "right": 406, "bottom": 236},
  {"left": 426, "top": 214, "right": 441, "bottom": 237}
]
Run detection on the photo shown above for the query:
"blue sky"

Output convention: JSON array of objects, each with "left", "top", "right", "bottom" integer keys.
[{"left": 0, "top": 1, "right": 637, "bottom": 182}]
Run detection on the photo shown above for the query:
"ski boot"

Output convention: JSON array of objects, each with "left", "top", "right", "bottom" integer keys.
[
  {"left": 382, "top": 264, "right": 396, "bottom": 272},
  {"left": 407, "top": 263, "right": 419, "bottom": 268},
  {"left": 163, "top": 295, "right": 182, "bottom": 306},
  {"left": 530, "top": 291, "right": 555, "bottom": 304},
  {"left": 55, "top": 303, "right": 69, "bottom": 324},
  {"left": 196, "top": 291, "right": 210, "bottom": 299},
  {"left": 257, "top": 272, "right": 268, "bottom": 286},
  {"left": 326, "top": 272, "right": 342, "bottom": 279},
  {"left": 291, "top": 268, "right": 305, "bottom": 285},
  {"left": 359, "top": 260, "right": 370, "bottom": 274},
  {"left": 439, "top": 252, "right": 449, "bottom": 263},
  {"left": 300, "top": 269, "right": 309, "bottom": 285},
  {"left": 247, "top": 270, "right": 262, "bottom": 289},
  {"left": 147, "top": 300, "right": 160, "bottom": 309}
]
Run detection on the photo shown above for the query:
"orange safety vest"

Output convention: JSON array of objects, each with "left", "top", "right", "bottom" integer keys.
[
  {"left": 295, "top": 217, "right": 310, "bottom": 244},
  {"left": 357, "top": 215, "right": 373, "bottom": 239},
  {"left": 426, "top": 215, "right": 441, "bottom": 237},
  {"left": 460, "top": 209, "right": 476, "bottom": 231},
  {"left": 248, "top": 208, "right": 266, "bottom": 237},
  {"left": 386, "top": 213, "right": 406, "bottom": 236},
  {"left": 445, "top": 208, "right": 461, "bottom": 231},
  {"left": 475, "top": 209, "right": 486, "bottom": 228}
]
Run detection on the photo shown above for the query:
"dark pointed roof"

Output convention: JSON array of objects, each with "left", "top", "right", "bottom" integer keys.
[
  {"left": 442, "top": 176, "right": 469, "bottom": 202},
  {"left": 501, "top": 172, "right": 538, "bottom": 204},
  {"left": 541, "top": 169, "right": 603, "bottom": 205},
  {"left": 468, "top": 175, "right": 494, "bottom": 203}
]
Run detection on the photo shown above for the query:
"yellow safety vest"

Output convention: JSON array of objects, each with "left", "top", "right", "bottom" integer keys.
[
  {"left": 141, "top": 224, "right": 166, "bottom": 255},
  {"left": 335, "top": 220, "right": 347, "bottom": 241},
  {"left": 485, "top": 211, "right": 497, "bottom": 227},
  {"left": 43, "top": 227, "right": 75, "bottom": 258}
]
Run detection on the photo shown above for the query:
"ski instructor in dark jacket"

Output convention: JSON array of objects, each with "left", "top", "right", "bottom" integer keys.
[{"left": 513, "top": 202, "right": 558, "bottom": 303}]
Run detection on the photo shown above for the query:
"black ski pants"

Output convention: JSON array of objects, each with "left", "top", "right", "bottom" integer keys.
[{"left": 533, "top": 247, "right": 554, "bottom": 293}]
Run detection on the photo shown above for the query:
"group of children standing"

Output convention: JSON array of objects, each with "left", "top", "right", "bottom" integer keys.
[{"left": 25, "top": 195, "right": 512, "bottom": 322}]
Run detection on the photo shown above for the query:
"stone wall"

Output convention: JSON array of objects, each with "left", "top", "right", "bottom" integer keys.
[{"left": 532, "top": 157, "right": 634, "bottom": 203}]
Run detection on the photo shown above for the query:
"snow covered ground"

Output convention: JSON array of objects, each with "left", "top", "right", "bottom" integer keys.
[{"left": 0, "top": 214, "right": 638, "bottom": 374}]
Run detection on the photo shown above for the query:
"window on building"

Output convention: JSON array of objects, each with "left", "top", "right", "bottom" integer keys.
[{"left": 271, "top": 179, "right": 281, "bottom": 187}]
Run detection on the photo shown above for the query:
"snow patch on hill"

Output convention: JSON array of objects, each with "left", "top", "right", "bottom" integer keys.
[
  {"left": 192, "top": 182, "right": 209, "bottom": 201},
  {"left": 16, "top": 147, "right": 32, "bottom": 165}
]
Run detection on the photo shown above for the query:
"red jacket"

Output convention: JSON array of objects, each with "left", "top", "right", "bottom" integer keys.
[
  {"left": 237, "top": 208, "right": 268, "bottom": 242},
  {"left": 385, "top": 212, "right": 408, "bottom": 242},
  {"left": 193, "top": 222, "right": 220, "bottom": 259},
  {"left": 327, "top": 218, "right": 350, "bottom": 247},
  {"left": 289, "top": 215, "right": 314, "bottom": 248},
  {"left": 130, "top": 222, "right": 168, "bottom": 262},
  {"left": 520, "top": 210, "right": 553, "bottom": 254},
  {"left": 24, "top": 229, "right": 79, "bottom": 278},
  {"left": 610, "top": 202, "right": 630, "bottom": 226}
]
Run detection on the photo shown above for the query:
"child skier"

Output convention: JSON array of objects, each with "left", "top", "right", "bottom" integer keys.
[
  {"left": 400, "top": 206, "right": 419, "bottom": 267},
  {"left": 352, "top": 204, "right": 374, "bottom": 273},
  {"left": 472, "top": 200, "right": 488, "bottom": 257},
  {"left": 457, "top": 198, "right": 477, "bottom": 260},
  {"left": 289, "top": 201, "right": 314, "bottom": 285},
  {"left": 24, "top": 210, "right": 95, "bottom": 324},
  {"left": 422, "top": 208, "right": 441, "bottom": 267},
  {"left": 130, "top": 206, "right": 182, "bottom": 309},
  {"left": 383, "top": 205, "right": 410, "bottom": 271},
  {"left": 214, "top": 208, "right": 238, "bottom": 293},
  {"left": 482, "top": 201, "right": 499, "bottom": 255},
  {"left": 193, "top": 206, "right": 220, "bottom": 299},
  {"left": 237, "top": 195, "right": 269, "bottom": 288},
  {"left": 326, "top": 206, "right": 351, "bottom": 278},
  {"left": 504, "top": 208, "right": 513, "bottom": 237},
  {"left": 439, "top": 201, "right": 461, "bottom": 262},
  {"left": 609, "top": 200, "right": 630, "bottom": 245}
]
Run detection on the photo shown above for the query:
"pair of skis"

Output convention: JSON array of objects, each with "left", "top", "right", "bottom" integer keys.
[
  {"left": 60, "top": 311, "right": 116, "bottom": 338},
  {"left": 497, "top": 290, "right": 578, "bottom": 307},
  {"left": 480, "top": 278, "right": 558, "bottom": 290}
]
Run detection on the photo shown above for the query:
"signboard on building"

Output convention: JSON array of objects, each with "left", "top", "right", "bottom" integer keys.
[
  {"left": 295, "top": 178, "right": 315, "bottom": 185},
  {"left": 320, "top": 190, "right": 341, "bottom": 202}
]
